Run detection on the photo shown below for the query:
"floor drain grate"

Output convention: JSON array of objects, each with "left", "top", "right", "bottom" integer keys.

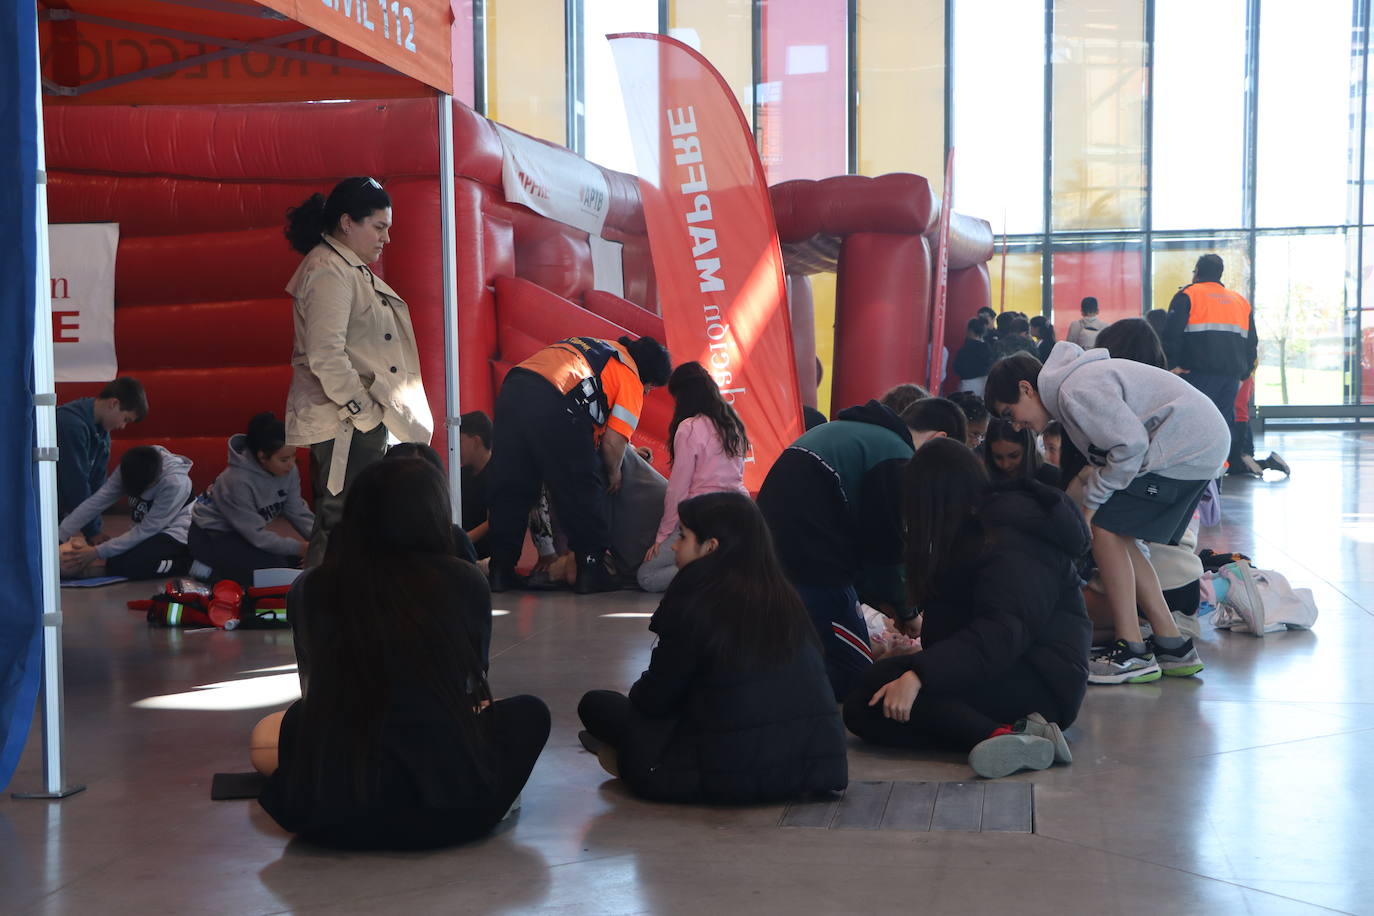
[{"left": 779, "top": 780, "right": 1034, "bottom": 833}]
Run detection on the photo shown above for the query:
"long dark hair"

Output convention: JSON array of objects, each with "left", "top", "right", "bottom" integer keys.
[
  {"left": 1096, "top": 318, "right": 1167, "bottom": 369},
  {"left": 903, "top": 438, "right": 990, "bottom": 606},
  {"left": 984, "top": 418, "right": 1044, "bottom": 481},
  {"left": 285, "top": 176, "right": 392, "bottom": 255},
  {"left": 1029, "top": 315, "right": 1057, "bottom": 343},
  {"left": 663, "top": 492, "right": 815, "bottom": 670},
  {"left": 292, "top": 458, "right": 491, "bottom": 799},
  {"left": 666, "top": 361, "right": 749, "bottom": 464}
]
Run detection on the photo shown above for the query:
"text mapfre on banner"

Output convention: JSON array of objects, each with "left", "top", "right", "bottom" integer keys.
[
  {"left": 609, "top": 33, "right": 802, "bottom": 490},
  {"left": 50, "top": 223, "right": 118, "bottom": 383}
]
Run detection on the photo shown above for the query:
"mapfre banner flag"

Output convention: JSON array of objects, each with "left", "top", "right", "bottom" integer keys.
[
  {"left": 50, "top": 223, "right": 118, "bottom": 382},
  {"left": 609, "top": 32, "right": 802, "bottom": 490}
]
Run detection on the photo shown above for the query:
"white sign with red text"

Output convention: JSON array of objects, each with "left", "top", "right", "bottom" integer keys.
[
  {"left": 50, "top": 223, "right": 119, "bottom": 382},
  {"left": 494, "top": 124, "right": 610, "bottom": 237}
]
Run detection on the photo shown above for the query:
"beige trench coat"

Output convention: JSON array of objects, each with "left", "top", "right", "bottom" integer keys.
[{"left": 284, "top": 235, "right": 432, "bottom": 492}]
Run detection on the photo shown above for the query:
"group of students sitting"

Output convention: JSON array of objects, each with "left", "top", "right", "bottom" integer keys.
[
  {"left": 57, "top": 382, "right": 314, "bottom": 588},
  {"left": 57, "top": 312, "right": 1231, "bottom": 852}
]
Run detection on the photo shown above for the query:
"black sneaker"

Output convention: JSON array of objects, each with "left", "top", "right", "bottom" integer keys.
[
  {"left": 488, "top": 566, "right": 525, "bottom": 593},
  {"left": 573, "top": 554, "right": 616, "bottom": 594}
]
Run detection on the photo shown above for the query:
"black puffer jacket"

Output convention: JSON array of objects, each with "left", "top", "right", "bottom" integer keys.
[
  {"left": 619, "top": 592, "right": 848, "bottom": 805},
  {"left": 896, "top": 479, "right": 1091, "bottom": 726}
]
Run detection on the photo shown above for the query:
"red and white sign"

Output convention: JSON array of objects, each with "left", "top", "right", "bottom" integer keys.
[
  {"left": 50, "top": 223, "right": 119, "bottom": 383},
  {"left": 495, "top": 124, "right": 611, "bottom": 237},
  {"left": 609, "top": 32, "right": 803, "bottom": 491}
]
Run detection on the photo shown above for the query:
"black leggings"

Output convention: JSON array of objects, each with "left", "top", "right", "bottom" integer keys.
[
  {"left": 188, "top": 524, "right": 298, "bottom": 588},
  {"left": 104, "top": 533, "right": 191, "bottom": 580},
  {"left": 843, "top": 657, "right": 1069, "bottom": 752},
  {"left": 578, "top": 689, "right": 633, "bottom": 748}
]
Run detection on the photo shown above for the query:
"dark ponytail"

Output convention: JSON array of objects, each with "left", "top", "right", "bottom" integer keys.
[
  {"left": 245, "top": 412, "right": 287, "bottom": 459},
  {"left": 285, "top": 176, "right": 392, "bottom": 255}
]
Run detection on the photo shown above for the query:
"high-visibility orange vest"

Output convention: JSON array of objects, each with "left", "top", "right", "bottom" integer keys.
[{"left": 1182, "top": 282, "right": 1250, "bottom": 338}]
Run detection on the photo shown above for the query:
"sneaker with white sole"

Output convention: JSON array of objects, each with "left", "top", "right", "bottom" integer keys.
[
  {"left": 1147, "top": 636, "right": 1205, "bottom": 677},
  {"left": 1088, "top": 639, "right": 1162, "bottom": 685},
  {"left": 968, "top": 733, "right": 1056, "bottom": 779},
  {"left": 1022, "top": 713, "right": 1072, "bottom": 764}
]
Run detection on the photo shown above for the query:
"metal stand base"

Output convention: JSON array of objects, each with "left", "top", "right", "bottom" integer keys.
[{"left": 12, "top": 784, "right": 86, "bottom": 800}]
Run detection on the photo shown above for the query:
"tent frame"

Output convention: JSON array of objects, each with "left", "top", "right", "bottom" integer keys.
[{"left": 14, "top": 7, "right": 462, "bottom": 799}]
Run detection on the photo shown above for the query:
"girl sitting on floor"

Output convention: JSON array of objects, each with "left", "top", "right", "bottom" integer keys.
[
  {"left": 638, "top": 361, "right": 751, "bottom": 593},
  {"left": 843, "top": 438, "right": 1091, "bottom": 779},
  {"left": 251, "top": 458, "right": 548, "bottom": 849},
  {"left": 985, "top": 418, "right": 1060, "bottom": 487},
  {"left": 188, "top": 412, "right": 313, "bottom": 587},
  {"left": 580, "top": 492, "right": 848, "bottom": 804}
]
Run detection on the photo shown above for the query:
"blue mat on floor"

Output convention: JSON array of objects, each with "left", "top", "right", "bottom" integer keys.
[{"left": 60, "top": 576, "right": 130, "bottom": 588}]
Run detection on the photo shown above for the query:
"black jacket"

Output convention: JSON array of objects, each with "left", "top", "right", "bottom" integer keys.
[
  {"left": 953, "top": 339, "right": 994, "bottom": 381},
  {"left": 55, "top": 397, "right": 110, "bottom": 538},
  {"left": 1162, "top": 282, "right": 1259, "bottom": 379},
  {"left": 895, "top": 480, "right": 1091, "bottom": 727},
  {"left": 757, "top": 401, "right": 914, "bottom": 608},
  {"left": 260, "top": 560, "right": 497, "bottom": 848},
  {"left": 619, "top": 591, "right": 848, "bottom": 805}
]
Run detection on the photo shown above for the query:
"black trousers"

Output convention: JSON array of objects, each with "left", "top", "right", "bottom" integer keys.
[
  {"left": 842, "top": 656, "right": 1069, "bottom": 752},
  {"left": 306, "top": 423, "right": 389, "bottom": 568},
  {"left": 104, "top": 533, "right": 191, "bottom": 580},
  {"left": 578, "top": 689, "right": 633, "bottom": 748},
  {"left": 188, "top": 524, "right": 298, "bottom": 588},
  {"left": 487, "top": 370, "right": 610, "bottom": 570}
]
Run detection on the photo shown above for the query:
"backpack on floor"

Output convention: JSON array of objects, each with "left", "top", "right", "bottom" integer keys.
[{"left": 1212, "top": 560, "right": 1318, "bottom": 636}]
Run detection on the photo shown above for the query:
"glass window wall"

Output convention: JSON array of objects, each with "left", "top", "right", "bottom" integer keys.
[
  {"left": 952, "top": 0, "right": 1045, "bottom": 234},
  {"left": 583, "top": 0, "right": 659, "bottom": 173}
]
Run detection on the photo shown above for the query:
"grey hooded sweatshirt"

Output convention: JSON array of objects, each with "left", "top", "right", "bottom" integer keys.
[
  {"left": 1038, "top": 342, "right": 1230, "bottom": 510},
  {"left": 191, "top": 434, "right": 314, "bottom": 555},
  {"left": 58, "top": 446, "right": 195, "bottom": 558}
]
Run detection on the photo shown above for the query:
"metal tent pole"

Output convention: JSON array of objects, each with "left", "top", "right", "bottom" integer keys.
[
  {"left": 13, "top": 16, "right": 84, "bottom": 800},
  {"left": 437, "top": 93, "right": 463, "bottom": 524}
]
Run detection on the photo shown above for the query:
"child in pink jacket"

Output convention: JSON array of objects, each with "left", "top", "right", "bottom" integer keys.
[{"left": 638, "top": 362, "right": 751, "bottom": 592}]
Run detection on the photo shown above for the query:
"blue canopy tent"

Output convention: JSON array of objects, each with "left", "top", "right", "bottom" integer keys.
[{"left": 0, "top": 1, "right": 61, "bottom": 794}]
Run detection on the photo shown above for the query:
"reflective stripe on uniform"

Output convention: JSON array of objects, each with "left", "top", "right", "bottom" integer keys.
[
  {"left": 610, "top": 403, "right": 639, "bottom": 431},
  {"left": 1183, "top": 322, "right": 1248, "bottom": 334}
]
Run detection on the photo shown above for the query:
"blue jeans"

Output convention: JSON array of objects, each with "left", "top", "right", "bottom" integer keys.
[{"left": 793, "top": 583, "right": 873, "bottom": 701}]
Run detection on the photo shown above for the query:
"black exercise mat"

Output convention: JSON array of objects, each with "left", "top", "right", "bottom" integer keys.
[{"left": 211, "top": 771, "right": 267, "bottom": 800}]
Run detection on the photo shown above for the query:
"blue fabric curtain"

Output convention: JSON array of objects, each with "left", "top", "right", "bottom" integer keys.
[{"left": 0, "top": 1, "right": 46, "bottom": 790}]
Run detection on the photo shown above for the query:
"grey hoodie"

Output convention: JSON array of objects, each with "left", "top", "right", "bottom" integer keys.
[
  {"left": 1038, "top": 342, "right": 1230, "bottom": 510},
  {"left": 191, "top": 434, "right": 314, "bottom": 555},
  {"left": 58, "top": 446, "right": 195, "bottom": 558}
]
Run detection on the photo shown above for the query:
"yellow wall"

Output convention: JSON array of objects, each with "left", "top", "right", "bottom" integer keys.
[
  {"left": 856, "top": 0, "right": 945, "bottom": 188},
  {"left": 487, "top": 0, "right": 567, "bottom": 143}
]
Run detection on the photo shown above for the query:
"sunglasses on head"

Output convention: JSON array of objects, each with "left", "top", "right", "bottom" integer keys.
[{"left": 357, "top": 176, "right": 383, "bottom": 190}]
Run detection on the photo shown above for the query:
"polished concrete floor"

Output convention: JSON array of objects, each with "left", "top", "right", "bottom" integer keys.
[{"left": 4, "top": 429, "right": 1373, "bottom": 915}]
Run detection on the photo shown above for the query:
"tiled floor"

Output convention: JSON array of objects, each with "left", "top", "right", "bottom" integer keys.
[{"left": 3, "top": 429, "right": 1371, "bottom": 915}]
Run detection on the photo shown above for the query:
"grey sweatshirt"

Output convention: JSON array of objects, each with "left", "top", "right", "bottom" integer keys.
[
  {"left": 58, "top": 447, "right": 195, "bottom": 558},
  {"left": 191, "top": 434, "right": 314, "bottom": 555},
  {"left": 1038, "top": 342, "right": 1230, "bottom": 510}
]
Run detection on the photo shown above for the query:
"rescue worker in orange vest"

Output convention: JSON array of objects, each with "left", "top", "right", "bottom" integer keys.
[
  {"left": 486, "top": 335, "right": 672, "bottom": 594},
  {"left": 1161, "top": 254, "right": 1258, "bottom": 449}
]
